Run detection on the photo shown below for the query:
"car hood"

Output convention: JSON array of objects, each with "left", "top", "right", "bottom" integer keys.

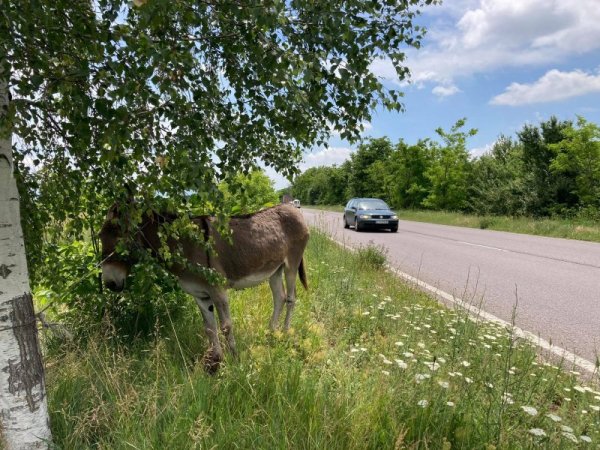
[{"left": 356, "top": 209, "right": 396, "bottom": 215}]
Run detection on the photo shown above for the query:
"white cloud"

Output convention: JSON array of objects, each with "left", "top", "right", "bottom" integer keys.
[
  {"left": 300, "top": 146, "right": 353, "bottom": 170},
  {"left": 469, "top": 142, "right": 495, "bottom": 158},
  {"left": 371, "top": 0, "right": 600, "bottom": 87},
  {"left": 432, "top": 84, "right": 461, "bottom": 97},
  {"left": 490, "top": 69, "right": 600, "bottom": 106},
  {"left": 265, "top": 146, "right": 355, "bottom": 189}
]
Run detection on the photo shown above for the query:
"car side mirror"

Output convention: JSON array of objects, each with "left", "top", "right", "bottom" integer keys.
[{"left": 351, "top": 206, "right": 356, "bottom": 211}]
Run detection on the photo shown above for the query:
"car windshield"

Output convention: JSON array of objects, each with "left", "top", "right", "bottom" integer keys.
[{"left": 357, "top": 200, "right": 389, "bottom": 210}]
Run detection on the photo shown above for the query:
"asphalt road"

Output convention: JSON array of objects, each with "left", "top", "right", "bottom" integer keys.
[{"left": 303, "top": 208, "right": 600, "bottom": 362}]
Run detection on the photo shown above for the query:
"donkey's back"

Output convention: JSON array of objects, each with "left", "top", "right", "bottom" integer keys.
[{"left": 207, "top": 204, "right": 309, "bottom": 289}]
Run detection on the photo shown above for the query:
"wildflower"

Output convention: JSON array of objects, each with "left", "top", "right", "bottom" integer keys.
[
  {"left": 562, "top": 432, "right": 578, "bottom": 443},
  {"left": 502, "top": 393, "right": 514, "bottom": 404},
  {"left": 546, "top": 414, "right": 561, "bottom": 422},
  {"left": 461, "top": 361, "right": 471, "bottom": 367},
  {"left": 573, "top": 386, "right": 586, "bottom": 393},
  {"left": 417, "top": 399, "right": 429, "bottom": 408},
  {"left": 485, "top": 383, "right": 494, "bottom": 389},
  {"left": 528, "top": 428, "right": 546, "bottom": 437},
  {"left": 395, "top": 359, "right": 408, "bottom": 369},
  {"left": 417, "top": 342, "right": 425, "bottom": 348},
  {"left": 394, "top": 341, "right": 404, "bottom": 347},
  {"left": 564, "top": 397, "right": 572, "bottom": 402},
  {"left": 424, "top": 361, "right": 441, "bottom": 371},
  {"left": 438, "top": 381, "right": 450, "bottom": 389},
  {"left": 590, "top": 405, "right": 600, "bottom": 412},
  {"left": 464, "top": 377, "right": 473, "bottom": 384},
  {"left": 415, "top": 373, "right": 431, "bottom": 383},
  {"left": 362, "top": 311, "right": 370, "bottom": 316},
  {"left": 382, "top": 370, "right": 390, "bottom": 376},
  {"left": 561, "top": 426, "right": 574, "bottom": 433},
  {"left": 446, "top": 401, "right": 455, "bottom": 407},
  {"left": 403, "top": 352, "right": 414, "bottom": 358},
  {"left": 350, "top": 348, "right": 360, "bottom": 353},
  {"left": 521, "top": 406, "right": 538, "bottom": 416},
  {"left": 580, "top": 435, "right": 592, "bottom": 443},
  {"left": 360, "top": 347, "right": 367, "bottom": 352}
]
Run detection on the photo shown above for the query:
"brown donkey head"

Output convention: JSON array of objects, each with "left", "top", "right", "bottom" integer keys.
[{"left": 98, "top": 203, "right": 140, "bottom": 292}]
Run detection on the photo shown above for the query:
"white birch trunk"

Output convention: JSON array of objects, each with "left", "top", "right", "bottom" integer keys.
[{"left": 0, "top": 73, "right": 52, "bottom": 448}]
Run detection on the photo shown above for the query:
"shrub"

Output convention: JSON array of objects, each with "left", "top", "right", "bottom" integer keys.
[{"left": 356, "top": 242, "right": 387, "bottom": 269}]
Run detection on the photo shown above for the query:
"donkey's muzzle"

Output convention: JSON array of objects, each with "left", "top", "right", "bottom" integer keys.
[{"left": 105, "top": 280, "right": 124, "bottom": 292}]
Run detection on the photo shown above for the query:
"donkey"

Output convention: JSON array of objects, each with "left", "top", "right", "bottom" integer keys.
[{"left": 99, "top": 203, "right": 309, "bottom": 372}]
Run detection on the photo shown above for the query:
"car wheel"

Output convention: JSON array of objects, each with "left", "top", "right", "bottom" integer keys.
[
  {"left": 390, "top": 227, "right": 398, "bottom": 233},
  {"left": 344, "top": 216, "right": 349, "bottom": 229},
  {"left": 355, "top": 219, "right": 361, "bottom": 232}
]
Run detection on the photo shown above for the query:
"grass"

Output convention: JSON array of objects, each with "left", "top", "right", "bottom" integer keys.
[
  {"left": 45, "top": 231, "right": 600, "bottom": 449},
  {"left": 306, "top": 205, "right": 600, "bottom": 243}
]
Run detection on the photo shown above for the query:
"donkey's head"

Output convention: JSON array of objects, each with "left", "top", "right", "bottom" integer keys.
[{"left": 99, "top": 203, "right": 138, "bottom": 292}]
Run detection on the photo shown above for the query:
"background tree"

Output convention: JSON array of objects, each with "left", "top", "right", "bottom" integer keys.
[
  {"left": 381, "top": 139, "right": 432, "bottom": 208},
  {"left": 218, "top": 169, "right": 279, "bottom": 215},
  {"left": 467, "top": 136, "right": 531, "bottom": 216},
  {"left": 517, "top": 116, "right": 574, "bottom": 215},
  {"left": 549, "top": 117, "right": 600, "bottom": 209},
  {"left": 348, "top": 137, "right": 393, "bottom": 198},
  {"left": 422, "top": 118, "right": 476, "bottom": 210}
]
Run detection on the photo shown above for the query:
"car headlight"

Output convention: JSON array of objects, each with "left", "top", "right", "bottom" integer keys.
[
  {"left": 358, "top": 214, "right": 370, "bottom": 219},
  {"left": 391, "top": 215, "right": 398, "bottom": 220}
]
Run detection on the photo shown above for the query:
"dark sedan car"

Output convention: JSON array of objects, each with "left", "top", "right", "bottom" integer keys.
[{"left": 343, "top": 198, "right": 399, "bottom": 232}]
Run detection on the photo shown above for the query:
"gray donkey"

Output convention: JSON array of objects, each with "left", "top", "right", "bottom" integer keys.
[{"left": 99, "top": 203, "right": 309, "bottom": 372}]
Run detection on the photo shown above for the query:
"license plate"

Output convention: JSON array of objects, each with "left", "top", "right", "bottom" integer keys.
[{"left": 375, "top": 220, "right": 388, "bottom": 224}]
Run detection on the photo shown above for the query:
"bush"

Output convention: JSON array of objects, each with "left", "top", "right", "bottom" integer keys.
[
  {"left": 356, "top": 242, "right": 387, "bottom": 269},
  {"left": 35, "top": 241, "right": 192, "bottom": 344}
]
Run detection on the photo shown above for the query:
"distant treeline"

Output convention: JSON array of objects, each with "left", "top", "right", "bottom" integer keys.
[{"left": 290, "top": 116, "right": 600, "bottom": 218}]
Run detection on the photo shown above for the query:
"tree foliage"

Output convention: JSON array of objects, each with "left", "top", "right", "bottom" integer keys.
[
  {"left": 5, "top": 0, "right": 435, "bottom": 227},
  {"left": 292, "top": 116, "right": 600, "bottom": 219},
  {"left": 2, "top": 0, "right": 437, "bottom": 332},
  {"left": 549, "top": 117, "right": 600, "bottom": 208}
]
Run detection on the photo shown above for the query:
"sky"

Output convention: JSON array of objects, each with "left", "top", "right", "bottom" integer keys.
[{"left": 267, "top": 0, "right": 600, "bottom": 189}]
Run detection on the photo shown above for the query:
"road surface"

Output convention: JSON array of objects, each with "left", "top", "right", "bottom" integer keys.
[{"left": 303, "top": 208, "right": 600, "bottom": 363}]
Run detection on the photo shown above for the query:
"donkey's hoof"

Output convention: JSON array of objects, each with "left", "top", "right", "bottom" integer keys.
[{"left": 202, "top": 351, "right": 222, "bottom": 375}]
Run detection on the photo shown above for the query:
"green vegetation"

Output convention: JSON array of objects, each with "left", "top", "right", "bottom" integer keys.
[
  {"left": 292, "top": 117, "right": 600, "bottom": 226},
  {"left": 46, "top": 231, "right": 600, "bottom": 449}
]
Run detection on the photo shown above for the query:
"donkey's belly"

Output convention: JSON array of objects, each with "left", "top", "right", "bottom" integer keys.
[{"left": 230, "top": 268, "right": 278, "bottom": 289}]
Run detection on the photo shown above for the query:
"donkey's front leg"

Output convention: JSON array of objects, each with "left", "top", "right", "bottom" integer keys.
[
  {"left": 210, "top": 288, "right": 237, "bottom": 359},
  {"left": 195, "top": 295, "right": 223, "bottom": 374}
]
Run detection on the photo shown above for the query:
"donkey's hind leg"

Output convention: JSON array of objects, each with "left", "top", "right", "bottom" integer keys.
[
  {"left": 268, "top": 265, "right": 286, "bottom": 330},
  {"left": 283, "top": 261, "right": 300, "bottom": 331},
  {"left": 195, "top": 295, "right": 223, "bottom": 374}
]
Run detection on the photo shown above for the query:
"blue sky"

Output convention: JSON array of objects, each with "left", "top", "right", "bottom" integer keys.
[{"left": 267, "top": 0, "right": 600, "bottom": 188}]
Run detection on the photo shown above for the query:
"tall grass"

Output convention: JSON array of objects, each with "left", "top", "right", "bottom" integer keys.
[{"left": 46, "top": 231, "right": 600, "bottom": 449}]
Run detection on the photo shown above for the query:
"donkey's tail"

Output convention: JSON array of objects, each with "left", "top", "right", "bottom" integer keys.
[{"left": 298, "top": 257, "right": 308, "bottom": 290}]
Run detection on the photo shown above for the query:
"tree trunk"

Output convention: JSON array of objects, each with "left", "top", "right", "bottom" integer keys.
[{"left": 0, "top": 72, "right": 52, "bottom": 448}]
